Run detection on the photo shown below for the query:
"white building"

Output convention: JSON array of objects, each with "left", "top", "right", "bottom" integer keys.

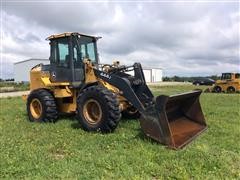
[
  {"left": 143, "top": 68, "right": 163, "bottom": 83},
  {"left": 14, "top": 59, "right": 49, "bottom": 82},
  {"left": 14, "top": 59, "right": 163, "bottom": 82},
  {"left": 126, "top": 68, "right": 163, "bottom": 83}
]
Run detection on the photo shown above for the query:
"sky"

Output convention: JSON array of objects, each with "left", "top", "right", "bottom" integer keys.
[{"left": 0, "top": 0, "right": 239, "bottom": 79}]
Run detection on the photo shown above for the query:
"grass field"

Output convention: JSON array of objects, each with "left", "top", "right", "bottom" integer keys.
[{"left": 0, "top": 85, "right": 239, "bottom": 179}]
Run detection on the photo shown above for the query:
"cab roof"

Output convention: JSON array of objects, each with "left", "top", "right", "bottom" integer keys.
[{"left": 46, "top": 32, "right": 100, "bottom": 40}]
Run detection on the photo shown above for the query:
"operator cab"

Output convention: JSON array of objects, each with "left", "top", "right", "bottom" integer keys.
[
  {"left": 221, "top": 73, "right": 240, "bottom": 80},
  {"left": 47, "top": 32, "right": 99, "bottom": 84}
]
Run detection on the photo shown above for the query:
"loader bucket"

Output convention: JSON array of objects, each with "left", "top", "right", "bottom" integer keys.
[{"left": 140, "top": 90, "right": 207, "bottom": 149}]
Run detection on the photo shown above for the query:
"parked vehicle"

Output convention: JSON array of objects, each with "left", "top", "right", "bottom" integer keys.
[
  {"left": 193, "top": 78, "right": 215, "bottom": 86},
  {"left": 212, "top": 73, "right": 240, "bottom": 93}
]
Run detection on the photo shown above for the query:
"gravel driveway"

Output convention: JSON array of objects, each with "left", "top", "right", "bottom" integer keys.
[{"left": 0, "top": 91, "right": 29, "bottom": 98}]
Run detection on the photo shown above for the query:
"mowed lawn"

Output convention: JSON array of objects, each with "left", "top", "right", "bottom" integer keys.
[{"left": 0, "top": 85, "right": 239, "bottom": 179}]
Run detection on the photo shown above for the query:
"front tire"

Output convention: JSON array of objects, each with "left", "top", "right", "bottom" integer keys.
[
  {"left": 77, "top": 86, "right": 121, "bottom": 133},
  {"left": 27, "top": 89, "right": 58, "bottom": 122},
  {"left": 213, "top": 86, "right": 222, "bottom": 93}
]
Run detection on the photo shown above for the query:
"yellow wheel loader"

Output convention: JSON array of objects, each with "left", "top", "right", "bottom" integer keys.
[
  {"left": 212, "top": 73, "right": 240, "bottom": 93},
  {"left": 24, "top": 32, "right": 207, "bottom": 149}
]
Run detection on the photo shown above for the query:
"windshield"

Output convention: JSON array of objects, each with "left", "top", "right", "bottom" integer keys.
[
  {"left": 221, "top": 73, "right": 231, "bottom": 80},
  {"left": 77, "top": 36, "right": 98, "bottom": 63}
]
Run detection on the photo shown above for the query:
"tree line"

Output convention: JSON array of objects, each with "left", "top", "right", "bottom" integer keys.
[{"left": 162, "top": 75, "right": 219, "bottom": 82}]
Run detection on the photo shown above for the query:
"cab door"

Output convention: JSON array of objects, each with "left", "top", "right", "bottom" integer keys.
[
  {"left": 72, "top": 36, "right": 84, "bottom": 82},
  {"left": 50, "top": 37, "right": 72, "bottom": 82}
]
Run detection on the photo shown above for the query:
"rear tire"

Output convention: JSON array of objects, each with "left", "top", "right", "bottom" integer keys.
[
  {"left": 27, "top": 89, "right": 58, "bottom": 122},
  {"left": 227, "top": 86, "right": 235, "bottom": 93},
  {"left": 77, "top": 86, "right": 121, "bottom": 133}
]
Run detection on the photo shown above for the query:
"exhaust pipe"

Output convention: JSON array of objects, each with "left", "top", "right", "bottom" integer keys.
[{"left": 140, "top": 90, "right": 207, "bottom": 149}]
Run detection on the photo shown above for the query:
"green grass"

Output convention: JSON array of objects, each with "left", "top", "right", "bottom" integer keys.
[{"left": 0, "top": 85, "right": 240, "bottom": 179}]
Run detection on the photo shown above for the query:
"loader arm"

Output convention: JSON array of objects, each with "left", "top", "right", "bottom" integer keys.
[
  {"left": 93, "top": 63, "right": 207, "bottom": 149},
  {"left": 94, "top": 63, "right": 153, "bottom": 113}
]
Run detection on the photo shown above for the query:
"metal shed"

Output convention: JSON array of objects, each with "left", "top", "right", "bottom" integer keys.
[
  {"left": 125, "top": 67, "right": 163, "bottom": 83},
  {"left": 143, "top": 68, "right": 163, "bottom": 83},
  {"left": 14, "top": 59, "right": 49, "bottom": 82}
]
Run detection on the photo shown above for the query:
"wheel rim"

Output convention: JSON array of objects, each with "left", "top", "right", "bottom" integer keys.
[
  {"left": 228, "top": 87, "right": 235, "bottom": 93},
  {"left": 128, "top": 107, "right": 138, "bottom": 115},
  {"left": 215, "top": 87, "right": 221, "bottom": 93},
  {"left": 30, "top": 98, "right": 42, "bottom": 119},
  {"left": 83, "top": 99, "right": 102, "bottom": 124}
]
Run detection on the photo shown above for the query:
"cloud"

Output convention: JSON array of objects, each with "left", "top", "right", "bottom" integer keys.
[{"left": 1, "top": 1, "right": 239, "bottom": 79}]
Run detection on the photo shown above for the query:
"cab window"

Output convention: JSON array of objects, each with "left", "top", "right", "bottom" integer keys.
[
  {"left": 221, "top": 73, "right": 231, "bottom": 80},
  {"left": 235, "top": 73, "right": 240, "bottom": 79},
  {"left": 79, "top": 36, "right": 97, "bottom": 63},
  {"left": 87, "top": 43, "right": 96, "bottom": 62},
  {"left": 50, "top": 41, "right": 57, "bottom": 64},
  {"left": 57, "top": 38, "right": 70, "bottom": 68}
]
